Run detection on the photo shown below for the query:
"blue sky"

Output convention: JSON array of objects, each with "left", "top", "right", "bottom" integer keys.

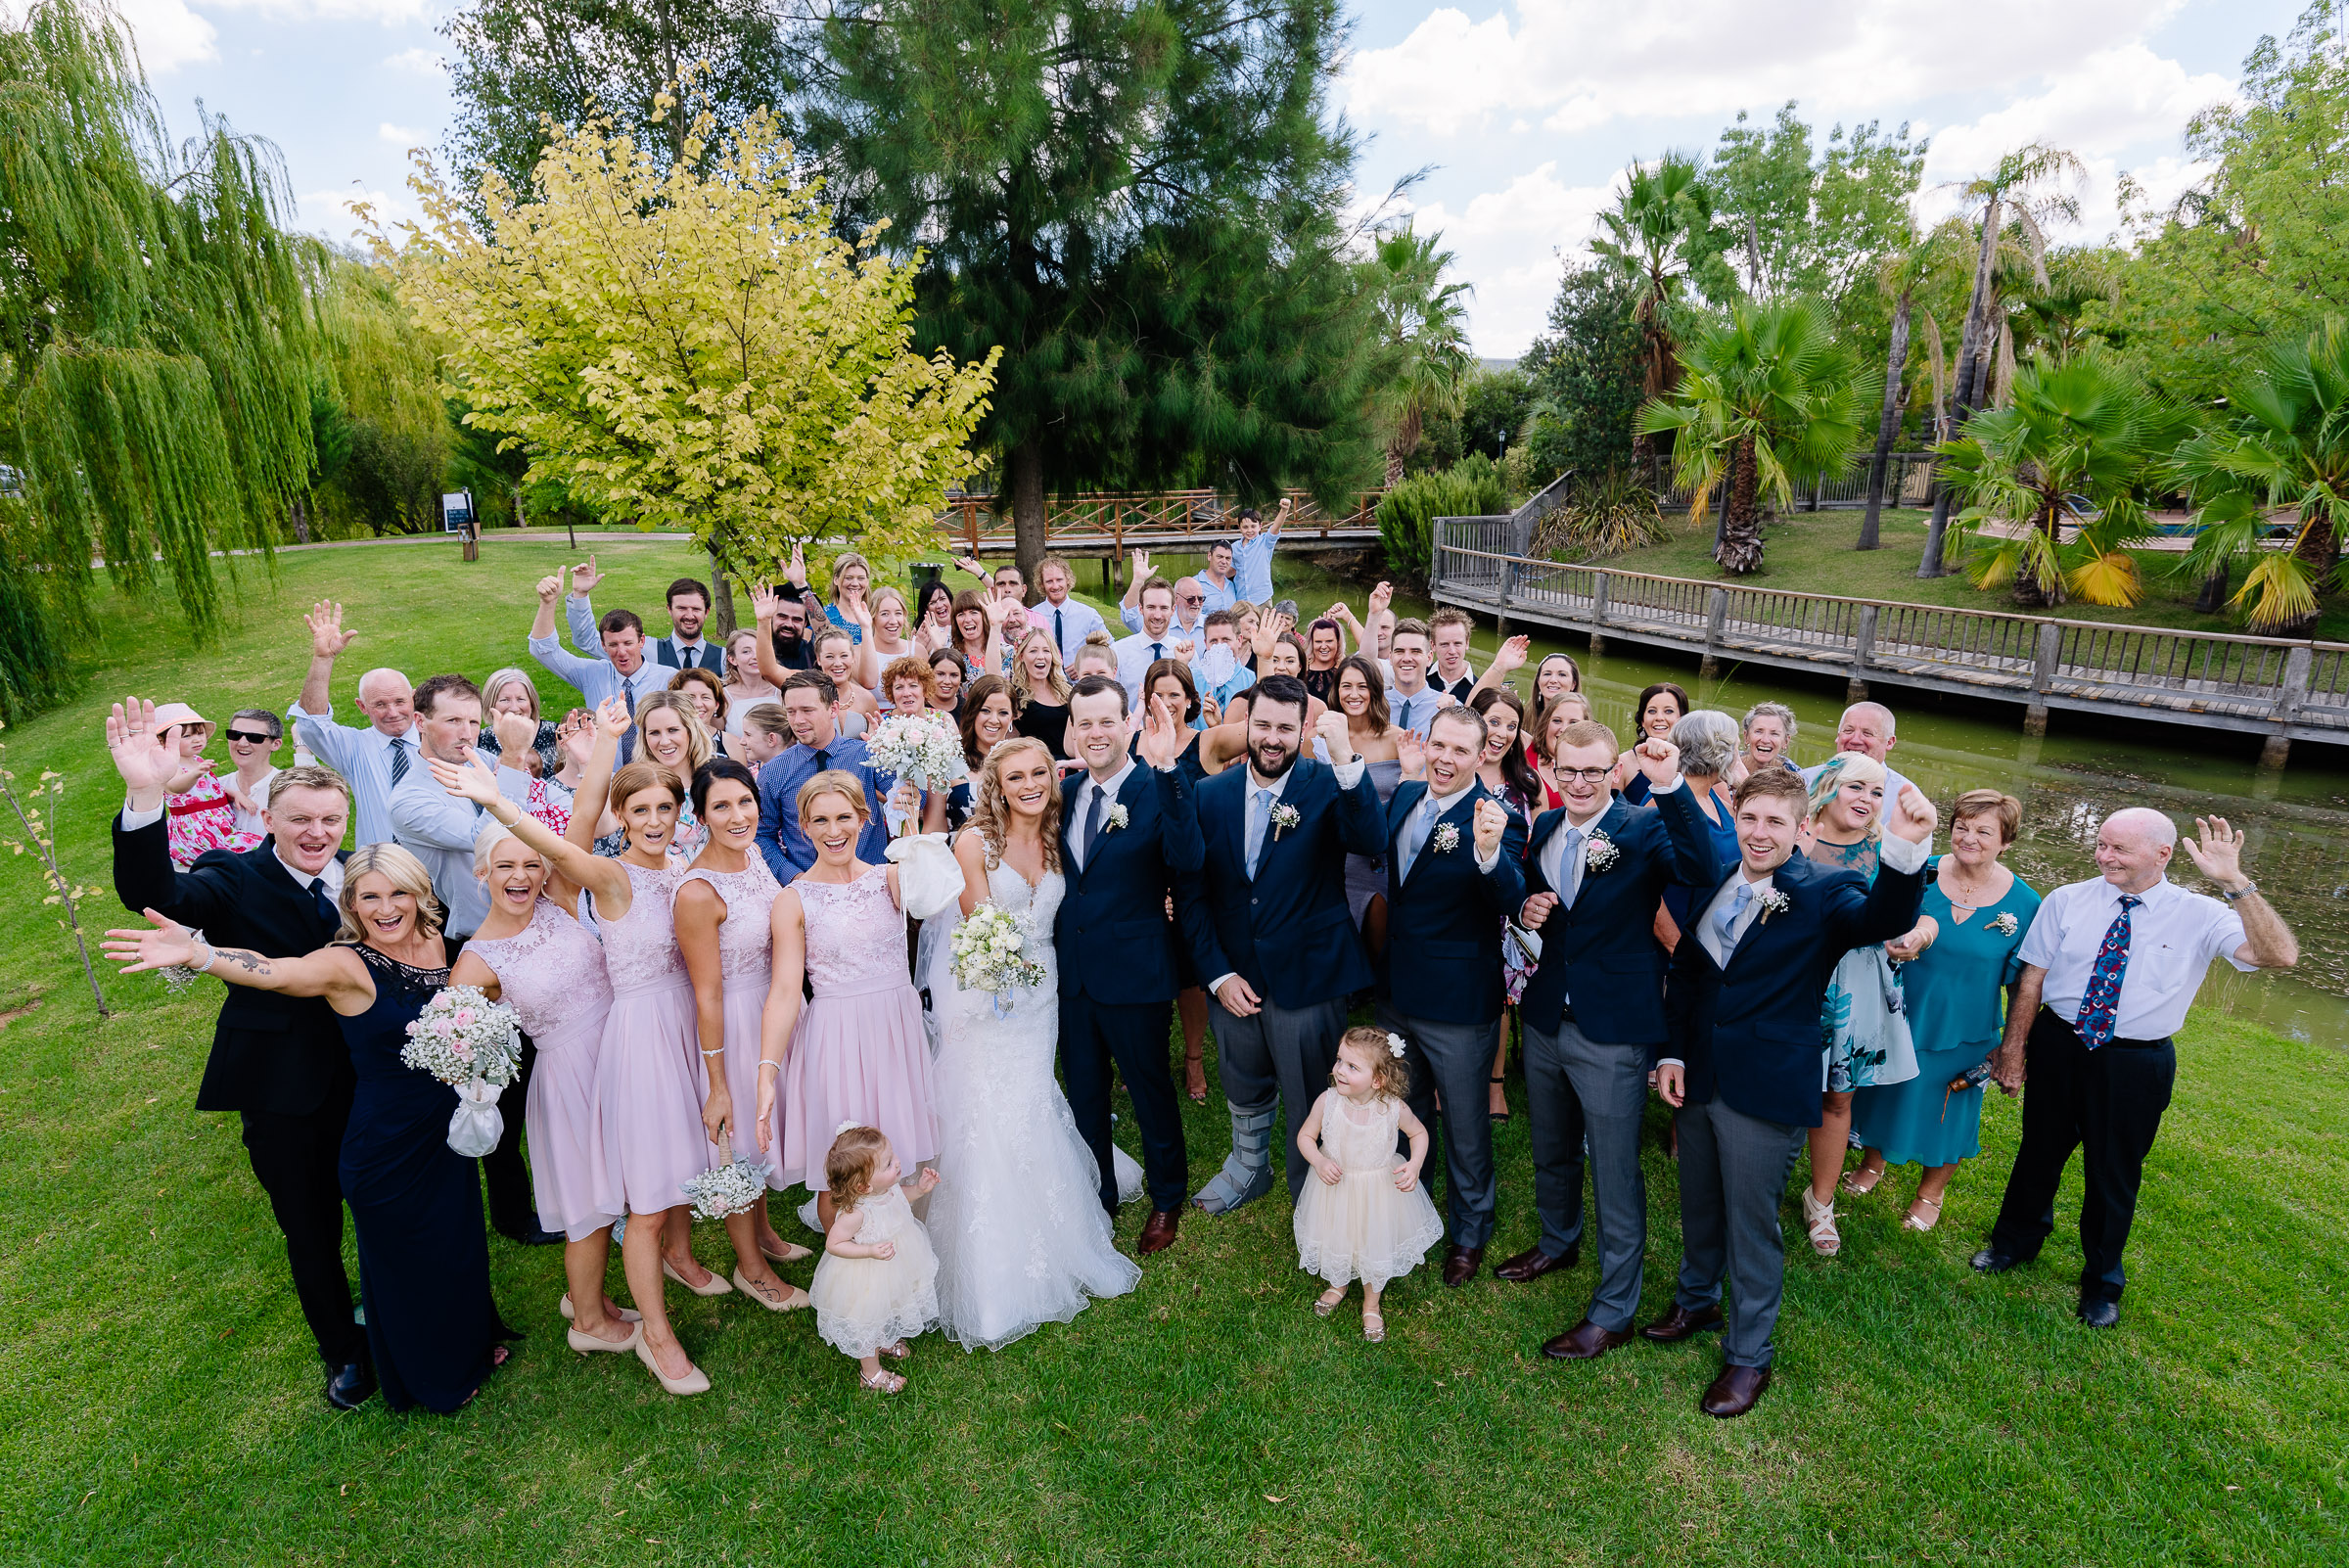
[{"left": 85, "top": 0, "right": 2309, "bottom": 355}]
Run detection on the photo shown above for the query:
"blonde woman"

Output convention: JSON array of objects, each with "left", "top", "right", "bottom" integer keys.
[
  {"left": 850, "top": 584, "right": 920, "bottom": 693},
  {"left": 479, "top": 668, "right": 560, "bottom": 777},
  {"left": 626, "top": 692, "right": 713, "bottom": 858},
  {"left": 1010, "top": 627, "right": 1074, "bottom": 758},
  {"left": 722, "top": 626, "right": 779, "bottom": 730}
]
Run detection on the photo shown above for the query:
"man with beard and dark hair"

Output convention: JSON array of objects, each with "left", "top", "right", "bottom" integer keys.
[{"left": 1188, "top": 673, "right": 1387, "bottom": 1212}]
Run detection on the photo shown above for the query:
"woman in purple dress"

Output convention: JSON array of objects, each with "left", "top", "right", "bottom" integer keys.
[{"left": 678, "top": 757, "right": 811, "bottom": 1313}]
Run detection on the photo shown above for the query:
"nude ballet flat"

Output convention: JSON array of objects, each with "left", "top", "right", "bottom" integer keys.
[
  {"left": 636, "top": 1339, "right": 711, "bottom": 1396},
  {"left": 559, "top": 1293, "right": 642, "bottom": 1324},
  {"left": 664, "top": 1259, "right": 733, "bottom": 1297},
  {"left": 568, "top": 1319, "right": 642, "bottom": 1356}
]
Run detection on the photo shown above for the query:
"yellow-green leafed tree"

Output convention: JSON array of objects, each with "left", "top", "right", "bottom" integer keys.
[{"left": 369, "top": 88, "right": 999, "bottom": 616}]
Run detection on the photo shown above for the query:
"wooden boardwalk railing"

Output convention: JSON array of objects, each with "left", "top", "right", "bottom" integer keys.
[
  {"left": 936, "top": 487, "right": 1383, "bottom": 554},
  {"left": 1430, "top": 518, "right": 2349, "bottom": 763}
]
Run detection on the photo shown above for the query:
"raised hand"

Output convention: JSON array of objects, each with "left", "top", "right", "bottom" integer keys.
[
  {"left": 101, "top": 908, "right": 199, "bottom": 974},
  {"left": 107, "top": 699, "right": 180, "bottom": 804},
  {"left": 569, "top": 555, "right": 603, "bottom": 596},
  {"left": 430, "top": 754, "right": 503, "bottom": 807},
  {"left": 1367, "top": 581, "right": 1393, "bottom": 617},
  {"left": 1314, "top": 708, "right": 1357, "bottom": 765},
  {"left": 1631, "top": 735, "right": 1681, "bottom": 790},
  {"left": 1473, "top": 796, "right": 1507, "bottom": 860},
  {"left": 1199, "top": 693, "right": 1221, "bottom": 729},
  {"left": 1170, "top": 636, "right": 1195, "bottom": 662},
  {"left": 305, "top": 599, "right": 358, "bottom": 659},
  {"left": 535, "top": 574, "right": 562, "bottom": 606},
  {"left": 1130, "top": 547, "right": 1151, "bottom": 579},
  {"left": 956, "top": 555, "right": 988, "bottom": 580},
  {"left": 910, "top": 1168, "right": 941, "bottom": 1197},
  {"left": 558, "top": 715, "right": 597, "bottom": 769},
  {"left": 595, "top": 696, "right": 632, "bottom": 741},
  {"left": 1394, "top": 728, "right": 1426, "bottom": 780},
  {"left": 786, "top": 541, "right": 809, "bottom": 590},
  {"left": 2181, "top": 815, "right": 2250, "bottom": 891},
  {"left": 1137, "top": 693, "right": 1180, "bottom": 769},
  {"left": 1493, "top": 634, "right": 1531, "bottom": 674},
  {"left": 1519, "top": 891, "right": 1559, "bottom": 931},
  {"left": 1885, "top": 781, "right": 1939, "bottom": 846},
  {"left": 491, "top": 709, "right": 538, "bottom": 758},
  {"left": 749, "top": 582, "right": 781, "bottom": 622}
]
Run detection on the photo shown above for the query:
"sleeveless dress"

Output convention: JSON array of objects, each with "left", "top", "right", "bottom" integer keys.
[
  {"left": 1292, "top": 1088, "right": 1444, "bottom": 1292},
  {"left": 339, "top": 946, "right": 515, "bottom": 1412},
  {"left": 465, "top": 898, "right": 619, "bottom": 1241},
  {"left": 589, "top": 861, "right": 715, "bottom": 1215},
  {"left": 680, "top": 857, "right": 785, "bottom": 1182},
  {"left": 1343, "top": 757, "right": 1405, "bottom": 928},
  {"left": 777, "top": 866, "right": 939, "bottom": 1188},
  {"left": 807, "top": 1184, "right": 942, "bottom": 1357},
  {"left": 923, "top": 853, "right": 1141, "bottom": 1352},
  {"left": 1813, "top": 836, "right": 1921, "bottom": 1092}
]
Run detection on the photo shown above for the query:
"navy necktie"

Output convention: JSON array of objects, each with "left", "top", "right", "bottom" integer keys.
[{"left": 309, "top": 875, "right": 339, "bottom": 932}]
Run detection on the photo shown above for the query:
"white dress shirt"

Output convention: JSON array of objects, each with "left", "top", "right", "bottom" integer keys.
[
  {"left": 1207, "top": 757, "right": 1366, "bottom": 997},
  {"left": 2018, "top": 874, "right": 2253, "bottom": 1041},
  {"left": 1114, "top": 629, "right": 1190, "bottom": 705},
  {"left": 1040, "top": 595, "right": 1111, "bottom": 665},
  {"left": 287, "top": 701, "right": 411, "bottom": 849},
  {"left": 1066, "top": 759, "right": 1137, "bottom": 874}
]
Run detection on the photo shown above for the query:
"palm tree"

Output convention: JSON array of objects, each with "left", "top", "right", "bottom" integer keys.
[
  {"left": 1360, "top": 225, "right": 1475, "bottom": 485},
  {"left": 1635, "top": 300, "right": 1876, "bottom": 574},
  {"left": 1589, "top": 155, "right": 1740, "bottom": 482},
  {"left": 1917, "top": 144, "right": 2085, "bottom": 577},
  {"left": 1941, "top": 354, "right": 2180, "bottom": 608},
  {"left": 2170, "top": 315, "right": 2349, "bottom": 634}
]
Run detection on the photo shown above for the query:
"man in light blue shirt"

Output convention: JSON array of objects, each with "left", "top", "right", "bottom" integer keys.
[
  {"left": 1230, "top": 496, "right": 1288, "bottom": 604},
  {"left": 1383, "top": 617, "right": 1451, "bottom": 738},
  {"left": 1036, "top": 555, "right": 1112, "bottom": 665},
  {"left": 384, "top": 674, "right": 491, "bottom": 939},
  {"left": 525, "top": 574, "right": 658, "bottom": 761},
  {"left": 756, "top": 671, "right": 893, "bottom": 881},
  {"left": 286, "top": 598, "right": 415, "bottom": 848},
  {"left": 1190, "top": 610, "right": 1256, "bottom": 718},
  {"left": 1120, "top": 551, "right": 1207, "bottom": 638},
  {"left": 1197, "top": 540, "right": 1240, "bottom": 615}
]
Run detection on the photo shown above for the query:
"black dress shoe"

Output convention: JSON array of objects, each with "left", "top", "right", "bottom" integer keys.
[
  {"left": 499, "top": 1224, "right": 566, "bottom": 1247},
  {"left": 1492, "top": 1244, "right": 1579, "bottom": 1283},
  {"left": 1541, "top": 1317, "right": 1634, "bottom": 1360},
  {"left": 1639, "top": 1303, "right": 1726, "bottom": 1343},
  {"left": 325, "top": 1360, "right": 377, "bottom": 1410},
  {"left": 2077, "top": 1298, "right": 2121, "bottom": 1329},
  {"left": 1441, "top": 1245, "right": 1486, "bottom": 1287},
  {"left": 1970, "top": 1246, "right": 2021, "bottom": 1273}
]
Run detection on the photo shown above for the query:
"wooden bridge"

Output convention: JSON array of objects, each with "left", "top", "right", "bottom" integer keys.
[
  {"left": 935, "top": 487, "right": 1383, "bottom": 558},
  {"left": 1430, "top": 512, "right": 2349, "bottom": 766}
]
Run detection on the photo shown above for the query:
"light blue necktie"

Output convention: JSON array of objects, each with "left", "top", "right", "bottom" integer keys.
[
  {"left": 1712, "top": 881, "right": 1756, "bottom": 958},
  {"left": 1245, "top": 786, "right": 1272, "bottom": 879},
  {"left": 1554, "top": 824, "right": 1584, "bottom": 907},
  {"left": 1398, "top": 794, "right": 1441, "bottom": 882}
]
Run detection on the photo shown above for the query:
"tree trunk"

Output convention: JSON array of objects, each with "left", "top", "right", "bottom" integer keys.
[
  {"left": 2013, "top": 498, "right": 2067, "bottom": 607},
  {"left": 1008, "top": 439, "right": 1049, "bottom": 587},
  {"left": 1859, "top": 292, "right": 1911, "bottom": 551},
  {"left": 708, "top": 535, "right": 737, "bottom": 637},
  {"left": 290, "top": 494, "right": 310, "bottom": 544},
  {"left": 1384, "top": 445, "right": 1407, "bottom": 486},
  {"left": 512, "top": 482, "right": 527, "bottom": 530},
  {"left": 1920, "top": 197, "right": 2004, "bottom": 579},
  {"left": 2195, "top": 562, "right": 2230, "bottom": 614},
  {"left": 1712, "top": 441, "right": 1735, "bottom": 558},
  {"left": 1719, "top": 436, "right": 1765, "bottom": 574},
  {"left": 2277, "top": 519, "right": 2340, "bottom": 635}
]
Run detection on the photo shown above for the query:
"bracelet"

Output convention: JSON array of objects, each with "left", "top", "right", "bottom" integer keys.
[
  {"left": 194, "top": 940, "right": 217, "bottom": 974},
  {"left": 2222, "top": 881, "right": 2258, "bottom": 901},
  {"left": 758, "top": 1059, "right": 783, "bottom": 1075},
  {"left": 699, "top": 1047, "right": 724, "bottom": 1057}
]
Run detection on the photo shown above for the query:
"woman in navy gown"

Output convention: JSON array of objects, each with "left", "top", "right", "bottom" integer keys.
[{"left": 108, "top": 844, "right": 513, "bottom": 1413}]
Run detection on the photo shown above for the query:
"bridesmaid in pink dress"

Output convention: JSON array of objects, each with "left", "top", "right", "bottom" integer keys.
[
  {"left": 677, "top": 757, "right": 811, "bottom": 1313},
  {"left": 758, "top": 771, "right": 940, "bottom": 1208},
  {"left": 441, "top": 756, "right": 635, "bottom": 1358}
]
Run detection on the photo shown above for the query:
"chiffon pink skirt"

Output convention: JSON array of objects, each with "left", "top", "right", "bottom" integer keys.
[
  {"left": 716, "top": 977, "right": 790, "bottom": 1188},
  {"left": 593, "top": 978, "right": 719, "bottom": 1216},
  {"left": 776, "top": 974, "right": 939, "bottom": 1189},
  {"left": 525, "top": 1004, "right": 621, "bottom": 1240}
]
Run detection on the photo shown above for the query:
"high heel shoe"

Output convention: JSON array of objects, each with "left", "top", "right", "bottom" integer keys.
[
  {"left": 1802, "top": 1190, "right": 1841, "bottom": 1257},
  {"left": 568, "top": 1318, "right": 642, "bottom": 1355},
  {"left": 663, "top": 1258, "right": 734, "bottom": 1297},
  {"left": 1903, "top": 1194, "right": 1944, "bottom": 1232},
  {"left": 732, "top": 1268, "right": 810, "bottom": 1312},
  {"left": 559, "top": 1293, "right": 642, "bottom": 1324},
  {"left": 759, "top": 1238, "right": 813, "bottom": 1266},
  {"left": 635, "top": 1338, "right": 711, "bottom": 1396}
]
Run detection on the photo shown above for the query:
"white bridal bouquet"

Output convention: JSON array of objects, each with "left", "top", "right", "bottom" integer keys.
[
  {"left": 864, "top": 711, "right": 966, "bottom": 794},
  {"left": 401, "top": 986, "right": 523, "bottom": 1156},
  {"left": 682, "top": 1160, "right": 774, "bottom": 1222},
  {"left": 950, "top": 900, "right": 1046, "bottom": 1017}
]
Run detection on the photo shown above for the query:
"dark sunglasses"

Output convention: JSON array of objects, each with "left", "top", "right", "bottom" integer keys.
[{"left": 224, "top": 729, "right": 279, "bottom": 746}]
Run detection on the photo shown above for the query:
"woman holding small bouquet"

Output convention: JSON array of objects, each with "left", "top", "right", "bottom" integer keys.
[
  {"left": 104, "top": 844, "right": 516, "bottom": 1413},
  {"left": 921, "top": 736, "right": 1141, "bottom": 1351}
]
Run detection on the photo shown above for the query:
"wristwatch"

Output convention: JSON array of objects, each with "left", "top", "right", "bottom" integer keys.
[{"left": 2221, "top": 881, "right": 2258, "bottom": 901}]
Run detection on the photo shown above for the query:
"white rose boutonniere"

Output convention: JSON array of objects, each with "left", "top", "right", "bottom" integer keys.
[
  {"left": 1105, "top": 804, "right": 1129, "bottom": 832},
  {"left": 1270, "top": 802, "right": 1301, "bottom": 839},
  {"left": 1756, "top": 887, "right": 1793, "bottom": 924},
  {"left": 1583, "top": 831, "right": 1620, "bottom": 873},
  {"left": 1989, "top": 910, "right": 2019, "bottom": 936},
  {"left": 1431, "top": 821, "right": 1460, "bottom": 855}
]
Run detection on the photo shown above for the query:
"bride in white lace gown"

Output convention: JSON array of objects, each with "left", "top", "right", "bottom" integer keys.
[{"left": 918, "top": 738, "right": 1140, "bottom": 1352}]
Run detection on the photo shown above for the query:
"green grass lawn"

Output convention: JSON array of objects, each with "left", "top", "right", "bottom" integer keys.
[
  {"left": 1577, "top": 506, "right": 2349, "bottom": 643},
  {"left": 2, "top": 537, "right": 2345, "bottom": 1564}
]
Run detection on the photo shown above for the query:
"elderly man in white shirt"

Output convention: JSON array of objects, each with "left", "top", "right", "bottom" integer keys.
[
  {"left": 286, "top": 600, "right": 415, "bottom": 850},
  {"left": 1972, "top": 807, "right": 2296, "bottom": 1328}
]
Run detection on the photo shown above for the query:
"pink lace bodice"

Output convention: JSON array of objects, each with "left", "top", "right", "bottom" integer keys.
[
  {"left": 681, "top": 857, "right": 781, "bottom": 986},
  {"left": 793, "top": 865, "right": 905, "bottom": 996},
  {"left": 596, "top": 861, "right": 692, "bottom": 995},
  {"left": 466, "top": 898, "right": 613, "bottom": 1038}
]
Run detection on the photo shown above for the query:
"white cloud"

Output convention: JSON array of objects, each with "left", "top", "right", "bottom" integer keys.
[
  {"left": 383, "top": 45, "right": 444, "bottom": 74},
  {"left": 1392, "top": 162, "right": 1623, "bottom": 354},
  {"left": 297, "top": 185, "right": 411, "bottom": 243},
  {"left": 102, "top": 0, "right": 219, "bottom": 73},
  {"left": 379, "top": 120, "right": 425, "bottom": 145},
  {"left": 201, "top": 0, "right": 437, "bottom": 23}
]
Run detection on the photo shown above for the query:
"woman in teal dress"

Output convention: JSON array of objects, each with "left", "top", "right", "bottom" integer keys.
[{"left": 1847, "top": 789, "right": 2038, "bottom": 1231}]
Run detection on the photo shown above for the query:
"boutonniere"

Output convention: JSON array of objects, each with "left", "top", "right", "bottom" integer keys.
[
  {"left": 1431, "top": 821, "right": 1461, "bottom": 855},
  {"left": 1756, "top": 888, "right": 1792, "bottom": 924},
  {"left": 1989, "top": 910, "right": 2019, "bottom": 936},
  {"left": 1105, "top": 804, "right": 1129, "bottom": 832},
  {"left": 1270, "top": 802, "right": 1301, "bottom": 839},
  {"left": 1583, "top": 831, "right": 1620, "bottom": 873}
]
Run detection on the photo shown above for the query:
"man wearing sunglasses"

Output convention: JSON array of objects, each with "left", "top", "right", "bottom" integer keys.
[
  {"left": 219, "top": 710, "right": 285, "bottom": 839},
  {"left": 1119, "top": 549, "right": 1207, "bottom": 642}
]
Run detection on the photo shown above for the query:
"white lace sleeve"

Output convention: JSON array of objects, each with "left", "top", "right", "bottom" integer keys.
[{"left": 887, "top": 832, "right": 965, "bottom": 921}]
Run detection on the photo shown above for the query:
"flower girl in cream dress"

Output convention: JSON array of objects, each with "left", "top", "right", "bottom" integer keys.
[
  {"left": 807, "top": 1124, "right": 942, "bottom": 1393},
  {"left": 1293, "top": 1028, "right": 1444, "bottom": 1344}
]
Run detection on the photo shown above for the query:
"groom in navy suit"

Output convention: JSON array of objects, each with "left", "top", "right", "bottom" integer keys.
[
  {"left": 1055, "top": 674, "right": 1207, "bottom": 1254},
  {"left": 1506, "top": 721, "right": 1723, "bottom": 1351},
  {"left": 1376, "top": 706, "right": 1526, "bottom": 1285},
  {"left": 1190, "top": 674, "right": 1387, "bottom": 1210},
  {"left": 1650, "top": 764, "right": 1934, "bottom": 1418}
]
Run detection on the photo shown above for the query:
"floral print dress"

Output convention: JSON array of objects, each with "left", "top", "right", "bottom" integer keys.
[{"left": 1811, "top": 835, "right": 1920, "bottom": 1093}]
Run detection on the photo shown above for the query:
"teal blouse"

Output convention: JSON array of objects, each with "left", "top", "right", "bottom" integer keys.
[{"left": 1903, "top": 859, "right": 2042, "bottom": 1058}]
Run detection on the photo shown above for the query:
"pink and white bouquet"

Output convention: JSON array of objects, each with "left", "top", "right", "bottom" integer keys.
[
  {"left": 683, "top": 1160, "right": 774, "bottom": 1221},
  {"left": 402, "top": 985, "right": 523, "bottom": 1155},
  {"left": 864, "top": 711, "right": 966, "bottom": 794}
]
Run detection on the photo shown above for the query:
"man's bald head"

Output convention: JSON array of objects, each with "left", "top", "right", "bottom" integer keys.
[
  {"left": 354, "top": 668, "right": 416, "bottom": 737},
  {"left": 2095, "top": 806, "right": 2177, "bottom": 891},
  {"left": 1835, "top": 701, "right": 1898, "bottom": 761},
  {"left": 2102, "top": 807, "right": 2178, "bottom": 850}
]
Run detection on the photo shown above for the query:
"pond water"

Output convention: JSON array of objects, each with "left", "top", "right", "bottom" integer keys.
[{"left": 1141, "top": 549, "right": 2349, "bottom": 1049}]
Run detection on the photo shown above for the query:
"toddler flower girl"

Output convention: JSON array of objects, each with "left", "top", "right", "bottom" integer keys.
[
  {"left": 807, "top": 1123, "right": 943, "bottom": 1393},
  {"left": 1293, "top": 1028, "right": 1444, "bottom": 1343}
]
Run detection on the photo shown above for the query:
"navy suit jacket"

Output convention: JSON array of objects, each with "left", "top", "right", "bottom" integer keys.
[
  {"left": 1677, "top": 848, "right": 1926, "bottom": 1129},
  {"left": 1379, "top": 779, "right": 1528, "bottom": 1024},
  {"left": 1518, "top": 784, "right": 1723, "bottom": 1046},
  {"left": 1056, "top": 763, "right": 1209, "bottom": 1005},
  {"left": 1192, "top": 758, "right": 1386, "bottom": 1008}
]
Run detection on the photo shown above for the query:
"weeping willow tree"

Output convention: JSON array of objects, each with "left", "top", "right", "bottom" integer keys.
[{"left": 0, "top": 0, "right": 325, "bottom": 712}]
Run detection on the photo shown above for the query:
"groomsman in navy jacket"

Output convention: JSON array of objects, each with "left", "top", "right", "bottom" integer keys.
[
  {"left": 1055, "top": 675, "right": 1208, "bottom": 1255},
  {"left": 1376, "top": 706, "right": 1526, "bottom": 1285},
  {"left": 1650, "top": 764, "right": 1934, "bottom": 1418},
  {"left": 1190, "top": 674, "right": 1387, "bottom": 1210},
  {"left": 1505, "top": 720, "right": 1723, "bottom": 1343}
]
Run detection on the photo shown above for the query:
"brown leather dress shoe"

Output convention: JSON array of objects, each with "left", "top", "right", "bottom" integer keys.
[
  {"left": 1699, "top": 1363, "right": 1771, "bottom": 1418},
  {"left": 1540, "top": 1317, "right": 1634, "bottom": 1360},
  {"left": 1137, "top": 1209, "right": 1179, "bottom": 1256},
  {"left": 1639, "top": 1303, "right": 1727, "bottom": 1343},
  {"left": 1441, "top": 1245, "right": 1486, "bottom": 1286},
  {"left": 1492, "top": 1244, "right": 1579, "bottom": 1282}
]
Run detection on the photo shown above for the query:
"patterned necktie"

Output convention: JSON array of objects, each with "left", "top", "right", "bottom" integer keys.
[
  {"left": 2074, "top": 894, "right": 2142, "bottom": 1049},
  {"left": 1712, "top": 881, "right": 1756, "bottom": 958},
  {"left": 621, "top": 673, "right": 638, "bottom": 715},
  {"left": 1245, "top": 786, "right": 1273, "bottom": 879},
  {"left": 387, "top": 734, "right": 410, "bottom": 786}
]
